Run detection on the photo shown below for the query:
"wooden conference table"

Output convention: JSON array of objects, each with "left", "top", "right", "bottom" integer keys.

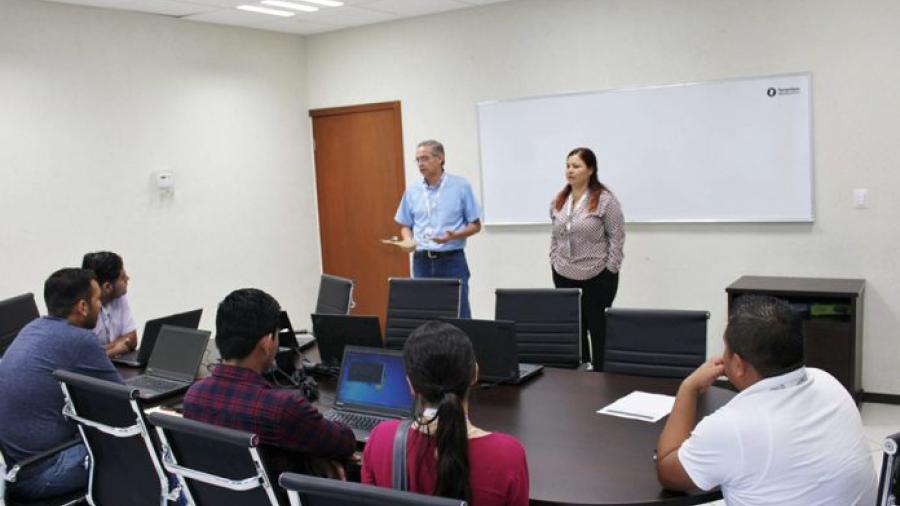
[
  {"left": 122, "top": 348, "right": 734, "bottom": 506},
  {"left": 314, "top": 362, "right": 734, "bottom": 506}
]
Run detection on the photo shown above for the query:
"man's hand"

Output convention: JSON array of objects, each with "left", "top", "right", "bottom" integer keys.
[
  {"left": 309, "top": 458, "right": 347, "bottom": 481},
  {"left": 682, "top": 356, "right": 725, "bottom": 395},
  {"left": 432, "top": 229, "right": 458, "bottom": 244},
  {"left": 105, "top": 340, "right": 130, "bottom": 358}
]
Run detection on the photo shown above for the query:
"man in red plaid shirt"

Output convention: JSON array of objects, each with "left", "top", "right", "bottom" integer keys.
[{"left": 183, "top": 288, "right": 355, "bottom": 481}]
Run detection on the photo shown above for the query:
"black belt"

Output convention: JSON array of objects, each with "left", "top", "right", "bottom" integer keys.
[{"left": 415, "top": 249, "right": 463, "bottom": 259}]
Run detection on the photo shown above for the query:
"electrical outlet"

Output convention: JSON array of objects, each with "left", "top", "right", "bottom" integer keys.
[{"left": 853, "top": 189, "right": 868, "bottom": 209}]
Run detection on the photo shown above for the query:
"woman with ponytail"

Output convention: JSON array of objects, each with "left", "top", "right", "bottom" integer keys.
[
  {"left": 550, "top": 147, "right": 625, "bottom": 371},
  {"left": 362, "top": 321, "right": 529, "bottom": 506}
]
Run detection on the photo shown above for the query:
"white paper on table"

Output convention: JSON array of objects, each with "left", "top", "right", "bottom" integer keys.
[{"left": 597, "top": 391, "right": 676, "bottom": 423}]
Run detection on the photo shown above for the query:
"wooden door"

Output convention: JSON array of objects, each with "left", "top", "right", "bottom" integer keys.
[{"left": 310, "top": 101, "right": 409, "bottom": 325}]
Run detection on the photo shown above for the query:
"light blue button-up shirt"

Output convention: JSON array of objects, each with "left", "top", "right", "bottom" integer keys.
[{"left": 394, "top": 171, "right": 482, "bottom": 252}]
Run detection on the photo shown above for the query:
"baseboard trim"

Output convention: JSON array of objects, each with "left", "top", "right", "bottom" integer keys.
[{"left": 862, "top": 392, "right": 900, "bottom": 405}]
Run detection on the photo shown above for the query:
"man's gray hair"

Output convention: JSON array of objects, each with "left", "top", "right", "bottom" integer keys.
[{"left": 417, "top": 139, "right": 445, "bottom": 166}]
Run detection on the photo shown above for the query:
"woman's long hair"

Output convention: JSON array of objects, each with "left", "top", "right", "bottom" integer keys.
[
  {"left": 553, "top": 147, "right": 606, "bottom": 212},
  {"left": 403, "top": 321, "right": 476, "bottom": 503}
]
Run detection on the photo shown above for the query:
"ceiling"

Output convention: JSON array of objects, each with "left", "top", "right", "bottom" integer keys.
[{"left": 43, "top": 0, "right": 512, "bottom": 35}]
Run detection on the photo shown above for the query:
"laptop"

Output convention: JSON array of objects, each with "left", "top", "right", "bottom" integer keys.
[
  {"left": 323, "top": 346, "right": 414, "bottom": 442},
  {"left": 278, "top": 311, "right": 315, "bottom": 352},
  {"left": 443, "top": 318, "right": 544, "bottom": 384},
  {"left": 311, "top": 314, "right": 383, "bottom": 368},
  {"left": 112, "top": 309, "right": 203, "bottom": 367},
  {"left": 124, "top": 324, "right": 211, "bottom": 402}
]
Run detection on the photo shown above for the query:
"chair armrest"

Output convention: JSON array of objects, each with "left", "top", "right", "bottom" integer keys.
[{"left": 5, "top": 438, "right": 81, "bottom": 481}]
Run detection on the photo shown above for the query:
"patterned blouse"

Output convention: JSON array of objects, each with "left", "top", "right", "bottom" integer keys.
[{"left": 549, "top": 188, "right": 625, "bottom": 280}]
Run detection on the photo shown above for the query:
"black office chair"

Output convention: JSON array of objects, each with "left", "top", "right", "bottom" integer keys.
[
  {"left": 494, "top": 288, "right": 582, "bottom": 369},
  {"left": 147, "top": 412, "right": 282, "bottom": 506},
  {"left": 54, "top": 370, "right": 176, "bottom": 506},
  {"left": 1, "top": 440, "right": 85, "bottom": 506},
  {"left": 0, "top": 293, "right": 39, "bottom": 357},
  {"left": 384, "top": 278, "right": 461, "bottom": 350},
  {"left": 603, "top": 308, "right": 709, "bottom": 378},
  {"left": 315, "top": 274, "right": 354, "bottom": 315},
  {"left": 292, "top": 274, "right": 355, "bottom": 341},
  {"left": 278, "top": 472, "right": 466, "bottom": 506},
  {"left": 878, "top": 431, "right": 900, "bottom": 506}
]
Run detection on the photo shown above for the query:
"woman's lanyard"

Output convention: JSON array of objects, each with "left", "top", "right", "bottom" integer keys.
[{"left": 564, "top": 191, "right": 588, "bottom": 232}]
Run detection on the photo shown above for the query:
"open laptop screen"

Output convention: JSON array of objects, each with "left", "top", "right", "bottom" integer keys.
[
  {"left": 334, "top": 346, "right": 413, "bottom": 417},
  {"left": 145, "top": 325, "right": 210, "bottom": 380}
]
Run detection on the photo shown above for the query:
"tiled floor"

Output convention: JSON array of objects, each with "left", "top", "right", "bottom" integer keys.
[{"left": 697, "top": 402, "right": 900, "bottom": 506}]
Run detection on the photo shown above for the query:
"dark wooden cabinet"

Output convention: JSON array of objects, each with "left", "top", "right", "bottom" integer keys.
[{"left": 726, "top": 276, "right": 864, "bottom": 401}]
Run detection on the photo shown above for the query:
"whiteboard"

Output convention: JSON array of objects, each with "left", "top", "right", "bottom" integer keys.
[{"left": 476, "top": 73, "right": 813, "bottom": 224}]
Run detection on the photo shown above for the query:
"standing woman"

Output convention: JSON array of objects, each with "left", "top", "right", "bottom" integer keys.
[
  {"left": 550, "top": 147, "right": 625, "bottom": 371},
  {"left": 362, "top": 321, "right": 529, "bottom": 506}
]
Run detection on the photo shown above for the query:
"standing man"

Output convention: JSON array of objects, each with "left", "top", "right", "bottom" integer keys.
[
  {"left": 395, "top": 140, "right": 482, "bottom": 319},
  {"left": 82, "top": 251, "right": 137, "bottom": 357},
  {"left": 656, "top": 295, "right": 876, "bottom": 506},
  {"left": 0, "top": 268, "right": 122, "bottom": 500}
]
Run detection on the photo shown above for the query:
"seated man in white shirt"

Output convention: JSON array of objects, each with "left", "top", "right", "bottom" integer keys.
[
  {"left": 656, "top": 295, "right": 876, "bottom": 506},
  {"left": 81, "top": 251, "right": 137, "bottom": 357}
]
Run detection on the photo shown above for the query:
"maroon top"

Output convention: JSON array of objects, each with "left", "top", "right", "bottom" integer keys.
[{"left": 362, "top": 419, "right": 530, "bottom": 506}]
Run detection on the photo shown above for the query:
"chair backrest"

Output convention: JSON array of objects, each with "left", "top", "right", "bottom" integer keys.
[
  {"left": 0, "top": 293, "right": 39, "bottom": 357},
  {"left": 278, "top": 472, "right": 466, "bottom": 506},
  {"left": 53, "top": 370, "right": 170, "bottom": 506},
  {"left": 147, "top": 412, "right": 281, "bottom": 506},
  {"left": 315, "top": 274, "right": 354, "bottom": 315},
  {"left": 494, "top": 288, "right": 582, "bottom": 368},
  {"left": 878, "top": 431, "right": 900, "bottom": 506},
  {"left": 603, "top": 308, "right": 709, "bottom": 378},
  {"left": 384, "top": 278, "right": 461, "bottom": 350}
]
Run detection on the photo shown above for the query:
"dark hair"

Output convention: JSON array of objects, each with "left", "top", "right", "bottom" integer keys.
[
  {"left": 403, "top": 321, "right": 475, "bottom": 503},
  {"left": 215, "top": 288, "right": 281, "bottom": 360},
  {"left": 725, "top": 295, "right": 804, "bottom": 377},
  {"left": 44, "top": 268, "right": 97, "bottom": 318},
  {"left": 81, "top": 251, "right": 123, "bottom": 285},
  {"left": 553, "top": 147, "right": 608, "bottom": 212}
]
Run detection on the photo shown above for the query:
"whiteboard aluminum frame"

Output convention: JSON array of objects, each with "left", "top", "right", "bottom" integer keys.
[{"left": 475, "top": 71, "right": 815, "bottom": 226}]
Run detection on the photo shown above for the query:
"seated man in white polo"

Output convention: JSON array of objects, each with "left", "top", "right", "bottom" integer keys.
[{"left": 656, "top": 294, "right": 876, "bottom": 506}]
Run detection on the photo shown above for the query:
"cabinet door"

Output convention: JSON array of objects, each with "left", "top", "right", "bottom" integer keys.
[{"left": 802, "top": 320, "right": 852, "bottom": 391}]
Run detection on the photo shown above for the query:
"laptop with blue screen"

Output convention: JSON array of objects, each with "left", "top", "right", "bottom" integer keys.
[{"left": 323, "top": 346, "right": 414, "bottom": 442}]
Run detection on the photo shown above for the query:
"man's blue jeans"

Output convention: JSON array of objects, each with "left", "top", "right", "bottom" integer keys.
[
  {"left": 412, "top": 249, "right": 472, "bottom": 319},
  {"left": 10, "top": 442, "right": 88, "bottom": 500}
]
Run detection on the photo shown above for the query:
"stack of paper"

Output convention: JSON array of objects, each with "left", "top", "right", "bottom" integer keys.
[{"left": 597, "top": 391, "right": 676, "bottom": 423}]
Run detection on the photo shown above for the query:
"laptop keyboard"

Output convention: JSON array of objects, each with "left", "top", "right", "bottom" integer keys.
[
  {"left": 324, "top": 411, "right": 383, "bottom": 432},
  {"left": 125, "top": 375, "right": 184, "bottom": 392}
]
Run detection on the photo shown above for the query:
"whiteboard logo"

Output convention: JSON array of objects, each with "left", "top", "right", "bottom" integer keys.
[{"left": 767, "top": 86, "right": 800, "bottom": 97}]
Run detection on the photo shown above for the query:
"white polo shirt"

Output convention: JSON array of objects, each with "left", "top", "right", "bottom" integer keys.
[
  {"left": 678, "top": 367, "right": 876, "bottom": 506},
  {"left": 92, "top": 295, "right": 136, "bottom": 345}
]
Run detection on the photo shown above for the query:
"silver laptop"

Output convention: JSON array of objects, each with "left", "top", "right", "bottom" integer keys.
[
  {"left": 323, "top": 346, "right": 414, "bottom": 442},
  {"left": 124, "top": 325, "right": 210, "bottom": 402}
]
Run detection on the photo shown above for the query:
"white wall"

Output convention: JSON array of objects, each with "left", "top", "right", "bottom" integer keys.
[
  {"left": 306, "top": 0, "right": 900, "bottom": 393},
  {"left": 0, "top": 0, "right": 320, "bottom": 334}
]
